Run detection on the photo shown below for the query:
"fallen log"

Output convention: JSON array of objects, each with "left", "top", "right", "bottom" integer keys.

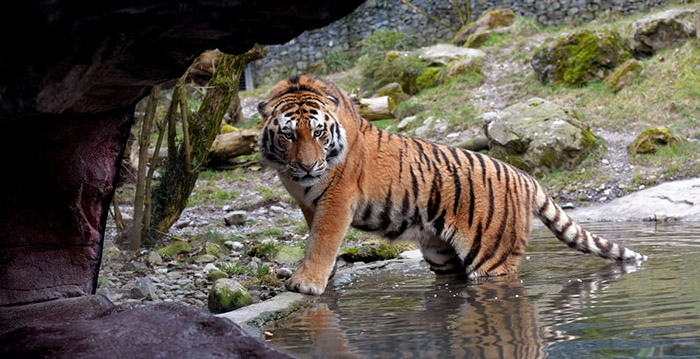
[
  {"left": 207, "top": 128, "right": 260, "bottom": 167},
  {"left": 350, "top": 95, "right": 396, "bottom": 120}
]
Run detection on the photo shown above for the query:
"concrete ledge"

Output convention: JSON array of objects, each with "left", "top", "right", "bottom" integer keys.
[{"left": 217, "top": 292, "right": 316, "bottom": 337}]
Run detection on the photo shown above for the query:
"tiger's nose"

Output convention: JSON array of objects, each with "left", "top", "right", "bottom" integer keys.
[{"left": 300, "top": 162, "right": 316, "bottom": 172}]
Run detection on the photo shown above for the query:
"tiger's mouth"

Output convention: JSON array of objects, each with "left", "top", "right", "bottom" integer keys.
[{"left": 291, "top": 173, "right": 323, "bottom": 186}]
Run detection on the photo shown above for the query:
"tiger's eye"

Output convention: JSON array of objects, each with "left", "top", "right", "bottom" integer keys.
[
  {"left": 283, "top": 132, "right": 294, "bottom": 140},
  {"left": 313, "top": 130, "right": 323, "bottom": 137}
]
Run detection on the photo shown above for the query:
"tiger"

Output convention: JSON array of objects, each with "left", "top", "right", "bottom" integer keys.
[{"left": 257, "top": 74, "right": 647, "bottom": 295}]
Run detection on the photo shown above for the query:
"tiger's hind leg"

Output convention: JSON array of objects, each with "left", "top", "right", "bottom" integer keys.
[{"left": 420, "top": 236, "right": 466, "bottom": 276}]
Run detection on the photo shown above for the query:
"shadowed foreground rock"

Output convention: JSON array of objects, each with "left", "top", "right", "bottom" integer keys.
[
  {"left": 0, "top": 300, "right": 295, "bottom": 359},
  {"left": 0, "top": 0, "right": 363, "bottom": 307}
]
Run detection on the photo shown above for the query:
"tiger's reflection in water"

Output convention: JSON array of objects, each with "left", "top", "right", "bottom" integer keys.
[{"left": 270, "top": 262, "right": 636, "bottom": 359}]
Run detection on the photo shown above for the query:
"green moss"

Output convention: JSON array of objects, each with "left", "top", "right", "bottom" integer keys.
[
  {"left": 464, "top": 32, "right": 491, "bottom": 48},
  {"left": 605, "top": 59, "right": 642, "bottom": 92},
  {"left": 629, "top": 127, "right": 684, "bottom": 154},
  {"left": 375, "top": 82, "right": 405, "bottom": 104},
  {"left": 581, "top": 128, "right": 597, "bottom": 150},
  {"left": 207, "top": 270, "right": 229, "bottom": 281},
  {"left": 533, "top": 30, "right": 630, "bottom": 87},
  {"left": 205, "top": 242, "right": 224, "bottom": 257},
  {"left": 246, "top": 242, "right": 280, "bottom": 260},
  {"left": 156, "top": 240, "right": 192, "bottom": 258},
  {"left": 339, "top": 242, "right": 413, "bottom": 263},
  {"left": 209, "top": 283, "right": 253, "bottom": 312},
  {"left": 416, "top": 67, "right": 443, "bottom": 91},
  {"left": 220, "top": 124, "right": 237, "bottom": 134}
]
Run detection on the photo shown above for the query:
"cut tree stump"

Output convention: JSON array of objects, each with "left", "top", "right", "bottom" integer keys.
[{"left": 350, "top": 95, "right": 396, "bottom": 120}]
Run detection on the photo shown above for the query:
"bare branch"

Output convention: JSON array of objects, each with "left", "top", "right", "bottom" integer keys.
[{"left": 398, "top": 0, "right": 458, "bottom": 32}]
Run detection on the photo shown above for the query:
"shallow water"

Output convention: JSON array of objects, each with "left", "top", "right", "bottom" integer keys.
[{"left": 267, "top": 222, "right": 700, "bottom": 359}]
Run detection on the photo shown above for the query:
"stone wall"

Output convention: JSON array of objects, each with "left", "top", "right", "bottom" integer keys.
[
  {"left": 252, "top": 0, "right": 675, "bottom": 84},
  {"left": 472, "top": 0, "right": 672, "bottom": 26},
  {"left": 252, "top": 0, "right": 462, "bottom": 83}
]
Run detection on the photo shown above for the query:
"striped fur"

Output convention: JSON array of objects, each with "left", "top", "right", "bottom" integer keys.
[{"left": 258, "top": 75, "right": 647, "bottom": 295}]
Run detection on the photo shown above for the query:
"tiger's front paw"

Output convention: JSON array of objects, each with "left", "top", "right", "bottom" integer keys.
[{"left": 285, "top": 271, "right": 327, "bottom": 296}]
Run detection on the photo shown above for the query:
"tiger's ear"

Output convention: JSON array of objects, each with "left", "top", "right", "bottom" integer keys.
[
  {"left": 257, "top": 100, "right": 270, "bottom": 118},
  {"left": 326, "top": 95, "right": 339, "bottom": 111}
]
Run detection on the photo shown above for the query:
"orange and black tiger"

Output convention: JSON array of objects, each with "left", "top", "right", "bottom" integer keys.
[{"left": 258, "top": 74, "right": 647, "bottom": 295}]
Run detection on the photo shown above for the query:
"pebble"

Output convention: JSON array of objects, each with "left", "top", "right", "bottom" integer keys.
[
  {"left": 224, "top": 210, "right": 248, "bottom": 226},
  {"left": 276, "top": 267, "right": 293, "bottom": 279},
  {"left": 562, "top": 202, "right": 575, "bottom": 209},
  {"left": 270, "top": 205, "right": 285, "bottom": 213}
]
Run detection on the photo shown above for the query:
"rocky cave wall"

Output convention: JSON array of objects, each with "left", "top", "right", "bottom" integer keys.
[{"left": 0, "top": 0, "right": 364, "bottom": 306}]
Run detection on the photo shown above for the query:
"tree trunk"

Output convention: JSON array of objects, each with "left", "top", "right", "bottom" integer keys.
[
  {"left": 149, "top": 45, "right": 266, "bottom": 239},
  {"left": 121, "top": 85, "right": 160, "bottom": 250},
  {"left": 208, "top": 128, "right": 260, "bottom": 167},
  {"left": 352, "top": 95, "right": 396, "bottom": 120}
]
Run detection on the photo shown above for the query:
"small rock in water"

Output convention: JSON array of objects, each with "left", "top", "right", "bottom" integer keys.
[
  {"left": 224, "top": 210, "right": 247, "bottom": 226},
  {"left": 654, "top": 212, "right": 668, "bottom": 222},
  {"left": 561, "top": 202, "right": 575, "bottom": 210}
]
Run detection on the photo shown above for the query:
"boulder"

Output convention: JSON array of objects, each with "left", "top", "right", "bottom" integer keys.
[
  {"left": 531, "top": 30, "right": 629, "bottom": 87},
  {"left": 628, "top": 127, "right": 684, "bottom": 154},
  {"left": 416, "top": 44, "right": 486, "bottom": 66},
  {"left": 454, "top": 8, "right": 515, "bottom": 46},
  {"left": 208, "top": 279, "right": 254, "bottom": 313},
  {"left": 629, "top": 9, "right": 696, "bottom": 57},
  {"left": 604, "top": 59, "right": 643, "bottom": 93},
  {"left": 416, "top": 66, "right": 444, "bottom": 91},
  {"left": 483, "top": 98, "right": 597, "bottom": 175},
  {"left": 374, "top": 82, "right": 405, "bottom": 104},
  {"left": 0, "top": 301, "right": 295, "bottom": 359}
]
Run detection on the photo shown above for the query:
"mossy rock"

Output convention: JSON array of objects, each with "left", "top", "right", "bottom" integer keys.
[
  {"left": 220, "top": 124, "right": 238, "bottom": 134},
  {"left": 531, "top": 29, "right": 630, "bottom": 87},
  {"left": 628, "top": 127, "right": 684, "bottom": 154},
  {"left": 156, "top": 240, "right": 192, "bottom": 258},
  {"left": 208, "top": 279, "right": 253, "bottom": 313},
  {"left": 207, "top": 269, "right": 229, "bottom": 281},
  {"left": 373, "top": 52, "right": 427, "bottom": 95},
  {"left": 454, "top": 8, "right": 515, "bottom": 46},
  {"left": 484, "top": 98, "right": 597, "bottom": 175},
  {"left": 604, "top": 59, "right": 642, "bottom": 93},
  {"left": 205, "top": 242, "right": 224, "bottom": 257},
  {"left": 464, "top": 32, "right": 491, "bottom": 49},
  {"left": 416, "top": 67, "right": 443, "bottom": 91},
  {"left": 274, "top": 245, "right": 305, "bottom": 264},
  {"left": 339, "top": 242, "right": 414, "bottom": 263},
  {"left": 375, "top": 82, "right": 405, "bottom": 104},
  {"left": 445, "top": 57, "right": 483, "bottom": 81}
]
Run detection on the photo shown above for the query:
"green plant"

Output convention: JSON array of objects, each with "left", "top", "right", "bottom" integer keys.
[
  {"left": 246, "top": 241, "right": 281, "bottom": 260},
  {"left": 323, "top": 51, "right": 351, "bottom": 73},
  {"left": 219, "top": 262, "right": 247, "bottom": 275},
  {"left": 358, "top": 30, "right": 417, "bottom": 56}
]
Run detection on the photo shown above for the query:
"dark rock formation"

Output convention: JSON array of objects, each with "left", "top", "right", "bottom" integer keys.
[
  {"left": 0, "top": 0, "right": 363, "bottom": 307},
  {"left": 0, "top": 300, "right": 295, "bottom": 359}
]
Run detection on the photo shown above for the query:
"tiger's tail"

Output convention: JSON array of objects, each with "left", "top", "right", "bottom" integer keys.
[{"left": 533, "top": 183, "right": 647, "bottom": 262}]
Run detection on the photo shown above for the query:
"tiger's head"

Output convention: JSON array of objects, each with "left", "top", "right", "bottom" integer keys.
[{"left": 258, "top": 75, "right": 348, "bottom": 186}]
